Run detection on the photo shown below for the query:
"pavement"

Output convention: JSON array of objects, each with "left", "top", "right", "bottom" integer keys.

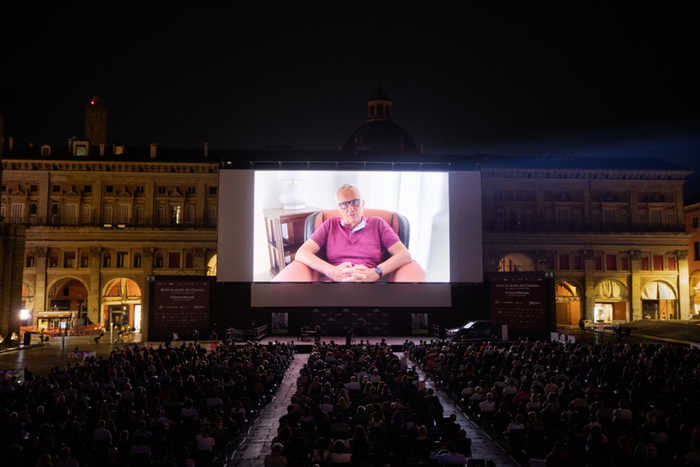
[{"left": 618, "top": 319, "right": 700, "bottom": 344}]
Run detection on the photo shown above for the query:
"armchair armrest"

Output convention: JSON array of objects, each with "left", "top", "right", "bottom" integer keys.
[{"left": 389, "top": 260, "right": 426, "bottom": 282}]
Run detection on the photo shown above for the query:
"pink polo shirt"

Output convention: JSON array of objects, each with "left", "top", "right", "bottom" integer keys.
[{"left": 309, "top": 216, "right": 401, "bottom": 268}]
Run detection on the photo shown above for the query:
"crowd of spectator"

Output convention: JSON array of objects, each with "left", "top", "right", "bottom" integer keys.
[
  {"left": 413, "top": 337, "right": 700, "bottom": 466},
  {"left": 265, "top": 338, "right": 479, "bottom": 467},
  {"left": 8, "top": 331, "right": 700, "bottom": 467},
  {"left": 0, "top": 340, "right": 294, "bottom": 467}
]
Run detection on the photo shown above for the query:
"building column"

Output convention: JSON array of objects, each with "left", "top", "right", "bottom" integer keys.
[
  {"left": 88, "top": 247, "right": 102, "bottom": 324},
  {"left": 583, "top": 249, "right": 595, "bottom": 321},
  {"left": 677, "top": 250, "right": 690, "bottom": 320},
  {"left": 8, "top": 227, "right": 26, "bottom": 342},
  {"left": 0, "top": 224, "right": 26, "bottom": 344},
  {"left": 630, "top": 250, "right": 642, "bottom": 321},
  {"left": 34, "top": 247, "right": 49, "bottom": 314},
  {"left": 141, "top": 247, "right": 155, "bottom": 340},
  {"left": 195, "top": 248, "right": 208, "bottom": 275}
]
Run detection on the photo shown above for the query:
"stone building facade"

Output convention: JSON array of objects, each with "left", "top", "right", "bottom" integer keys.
[
  {"left": 1, "top": 102, "right": 28, "bottom": 345},
  {"left": 1, "top": 150, "right": 218, "bottom": 338},
  {"left": 684, "top": 201, "right": 700, "bottom": 317},
  {"left": 481, "top": 157, "right": 692, "bottom": 324}
]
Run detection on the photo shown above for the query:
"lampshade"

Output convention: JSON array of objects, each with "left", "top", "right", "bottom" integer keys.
[{"left": 278, "top": 171, "right": 309, "bottom": 209}]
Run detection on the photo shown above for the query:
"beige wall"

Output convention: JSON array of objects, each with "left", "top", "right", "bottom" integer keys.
[
  {"left": 482, "top": 166, "right": 692, "bottom": 322},
  {"left": 1, "top": 159, "right": 218, "bottom": 333}
]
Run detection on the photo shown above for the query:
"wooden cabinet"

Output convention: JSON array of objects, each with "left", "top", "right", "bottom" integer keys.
[{"left": 263, "top": 206, "right": 320, "bottom": 277}]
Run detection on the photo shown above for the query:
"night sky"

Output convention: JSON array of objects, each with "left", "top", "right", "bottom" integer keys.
[{"left": 2, "top": 4, "right": 699, "bottom": 188}]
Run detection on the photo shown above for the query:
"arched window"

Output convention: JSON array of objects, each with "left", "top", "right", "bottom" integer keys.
[
  {"left": 157, "top": 205, "right": 166, "bottom": 225},
  {"left": 104, "top": 205, "right": 113, "bottom": 223},
  {"left": 135, "top": 205, "right": 144, "bottom": 225},
  {"left": 185, "top": 253, "right": 194, "bottom": 269},
  {"left": 187, "top": 205, "right": 195, "bottom": 225},
  {"left": 639, "top": 210, "right": 647, "bottom": 227},
  {"left": 103, "top": 252, "right": 111, "bottom": 268},
  {"left": 667, "top": 210, "right": 675, "bottom": 227},
  {"left": 545, "top": 209, "right": 553, "bottom": 229},
  {"left": 51, "top": 204, "right": 60, "bottom": 225},
  {"left": 573, "top": 210, "right": 582, "bottom": 230},
  {"left": 592, "top": 209, "right": 600, "bottom": 225},
  {"left": 154, "top": 253, "right": 164, "bottom": 268},
  {"left": 496, "top": 209, "right": 504, "bottom": 230},
  {"left": 28, "top": 203, "right": 37, "bottom": 224},
  {"left": 207, "top": 206, "right": 217, "bottom": 226},
  {"left": 133, "top": 253, "right": 142, "bottom": 268},
  {"left": 509, "top": 209, "right": 520, "bottom": 229},
  {"left": 82, "top": 205, "right": 91, "bottom": 224},
  {"left": 0, "top": 204, "right": 5, "bottom": 218},
  {"left": 620, "top": 210, "right": 629, "bottom": 226}
]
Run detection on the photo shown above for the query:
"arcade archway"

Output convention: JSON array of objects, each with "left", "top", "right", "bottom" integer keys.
[
  {"left": 41, "top": 278, "right": 89, "bottom": 330},
  {"left": 641, "top": 280, "right": 678, "bottom": 320},
  {"left": 555, "top": 280, "right": 581, "bottom": 325},
  {"left": 498, "top": 253, "right": 535, "bottom": 272},
  {"left": 207, "top": 254, "right": 217, "bottom": 276},
  {"left": 690, "top": 271, "right": 700, "bottom": 318},
  {"left": 102, "top": 278, "right": 143, "bottom": 332},
  {"left": 594, "top": 279, "right": 629, "bottom": 323}
]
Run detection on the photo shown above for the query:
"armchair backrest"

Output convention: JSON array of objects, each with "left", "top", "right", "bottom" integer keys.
[{"left": 304, "top": 209, "right": 411, "bottom": 248}]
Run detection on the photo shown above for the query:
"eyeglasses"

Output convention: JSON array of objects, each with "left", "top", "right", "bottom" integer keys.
[{"left": 338, "top": 199, "right": 361, "bottom": 210}]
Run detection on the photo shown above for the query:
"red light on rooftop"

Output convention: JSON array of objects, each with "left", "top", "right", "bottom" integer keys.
[{"left": 91, "top": 100, "right": 95, "bottom": 105}]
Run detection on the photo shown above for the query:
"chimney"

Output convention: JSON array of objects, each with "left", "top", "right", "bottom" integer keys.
[
  {"left": 68, "top": 136, "right": 76, "bottom": 154},
  {"left": 99, "top": 143, "right": 105, "bottom": 156},
  {"left": 8, "top": 137, "right": 13, "bottom": 151},
  {"left": 203, "top": 142, "right": 208, "bottom": 158},
  {"left": 150, "top": 143, "right": 157, "bottom": 158}
]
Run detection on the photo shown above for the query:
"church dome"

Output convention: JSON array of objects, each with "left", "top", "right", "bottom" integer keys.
[{"left": 343, "top": 85, "right": 419, "bottom": 154}]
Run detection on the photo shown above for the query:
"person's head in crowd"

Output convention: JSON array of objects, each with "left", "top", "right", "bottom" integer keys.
[
  {"left": 37, "top": 454, "right": 53, "bottom": 467},
  {"left": 271, "top": 442, "right": 284, "bottom": 456},
  {"left": 332, "top": 439, "right": 346, "bottom": 454},
  {"left": 353, "top": 425, "right": 368, "bottom": 444}
]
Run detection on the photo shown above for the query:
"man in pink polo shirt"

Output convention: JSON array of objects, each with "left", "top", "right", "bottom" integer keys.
[{"left": 291, "top": 183, "right": 412, "bottom": 282}]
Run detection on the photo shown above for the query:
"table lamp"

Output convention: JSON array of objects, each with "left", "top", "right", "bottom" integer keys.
[{"left": 277, "top": 171, "right": 309, "bottom": 209}]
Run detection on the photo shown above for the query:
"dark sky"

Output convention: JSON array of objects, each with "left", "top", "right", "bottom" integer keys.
[{"left": 2, "top": 4, "right": 699, "bottom": 179}]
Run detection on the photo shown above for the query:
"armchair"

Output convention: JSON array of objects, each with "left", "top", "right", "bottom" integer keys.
[{"left": 272, "top": 208, "right": 425, "bottom": 282}]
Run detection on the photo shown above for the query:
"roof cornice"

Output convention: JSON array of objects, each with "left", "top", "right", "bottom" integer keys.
[{"left": 2, "top": 159, "right": 218, "bottom": 174}]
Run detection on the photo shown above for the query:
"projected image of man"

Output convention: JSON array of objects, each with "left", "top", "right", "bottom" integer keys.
[{"left": 293, "top": 183, "right": 412, "bottom": 282}]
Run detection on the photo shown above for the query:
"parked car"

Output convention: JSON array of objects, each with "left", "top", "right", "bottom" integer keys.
[{"left": 446, "top": 320, "right": 501, "bottom": 341}]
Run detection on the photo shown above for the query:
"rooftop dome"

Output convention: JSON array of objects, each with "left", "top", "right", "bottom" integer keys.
[{"left": 343, "top": 85, "right": 419, "bottom": 154}]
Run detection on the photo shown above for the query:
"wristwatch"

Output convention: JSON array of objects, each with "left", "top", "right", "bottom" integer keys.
[{"left": 375, "top": 266, "right": 383, "bottom": 278}]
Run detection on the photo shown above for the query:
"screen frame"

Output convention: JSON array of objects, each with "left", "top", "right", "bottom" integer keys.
[{"left": 217, "top": 168, "right": 483, "bottom": 307}]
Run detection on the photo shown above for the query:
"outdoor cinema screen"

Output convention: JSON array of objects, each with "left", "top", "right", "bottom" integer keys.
[{"left": 217, "top": 169, "right": 482, "bottom": 307}]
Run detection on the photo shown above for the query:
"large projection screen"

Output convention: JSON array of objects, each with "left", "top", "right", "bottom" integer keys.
[{"left": 217, "top": 170, "right": 482, "bottom": 307}]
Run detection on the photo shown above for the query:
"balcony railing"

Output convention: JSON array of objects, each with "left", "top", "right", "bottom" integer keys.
[
  {"left": 483, "top": 221, "right": 685, "bottom": 233},
  {"left": 10, "top": 216, "right": 217, "bottom": 228}
]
